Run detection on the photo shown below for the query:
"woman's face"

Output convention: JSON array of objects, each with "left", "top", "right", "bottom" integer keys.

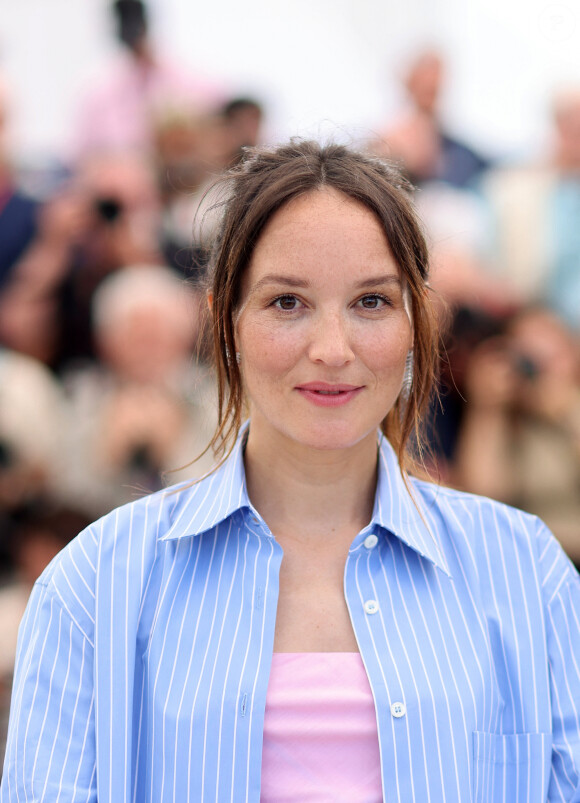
[{"left": 235, "top": 188, "right": 413, "bottom": 454}]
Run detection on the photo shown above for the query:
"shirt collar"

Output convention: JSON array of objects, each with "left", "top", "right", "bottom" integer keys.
[
  {"left": 160, "top": 423, "right": 253, "bottom": 542},
  {"left": 161, "top": 424, "right": 451, "bottom": 576},
  {"left": 372, "top": 434, "right": 451, "bottom": 576}
]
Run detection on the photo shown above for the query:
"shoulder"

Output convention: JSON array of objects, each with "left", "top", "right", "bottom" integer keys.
[
  {"left": 411, "top": 477, "right": 531, "bottom": 529},
  {"left": 410, "top": 478, "right": 578, "bottom": 600},
  {"left": 34, "top": 474, "right": 222, "bottom": 640},
  {"left": 413, "top": 474, "right": 538, "bottom": 526}
]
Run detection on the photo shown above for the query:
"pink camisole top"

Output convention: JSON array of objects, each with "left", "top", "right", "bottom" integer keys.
[{"left": 260, "top": 652, "right": 383, "bottom": 802}]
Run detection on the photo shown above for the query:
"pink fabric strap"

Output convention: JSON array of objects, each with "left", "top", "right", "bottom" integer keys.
[{"left": 261, "top": 652, "right": 382, "bottom": 802}]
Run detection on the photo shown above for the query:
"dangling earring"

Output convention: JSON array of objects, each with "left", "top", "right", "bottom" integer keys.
[
  {"left": 401, "top": 350, "right": 413, "bottom": 401},
  {"left": 235, "top": 352, "right": 241, "bottom": 365}
]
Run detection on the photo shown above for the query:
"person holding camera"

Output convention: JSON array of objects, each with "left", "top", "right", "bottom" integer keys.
[
  {"left": 453, "top": 305, "right": 580, "bottom": 568},
  {"left": 55, "top": 264, "right": 217, "bottom": 518},
  {"left": 0, "top": 151, "right": 163, "bottom": 372}
]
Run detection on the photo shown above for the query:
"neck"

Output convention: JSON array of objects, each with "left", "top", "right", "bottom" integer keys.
[
  {"left": 243, "top": 427, "right": 378, "bottom": 541},
  {"left": 131, "top": 39, "right": 154, "bottom": 67}
]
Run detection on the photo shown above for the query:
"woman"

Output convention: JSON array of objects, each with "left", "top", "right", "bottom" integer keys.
[{"left": 2, "top": 141, "right": 580, "bottom": 802}]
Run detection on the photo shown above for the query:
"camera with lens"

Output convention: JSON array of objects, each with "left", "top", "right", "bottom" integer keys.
[
  {"left": 94, "top": 197, "right": 123, "bottom": 224},
  {"left": 0, "top": 440, "right": 15, "bottom": 471},
  {"left": 512, "top": 352, "right": 540, "bottom": 381}
]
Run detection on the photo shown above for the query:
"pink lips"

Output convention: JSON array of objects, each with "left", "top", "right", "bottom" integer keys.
[{"left": 295, "top": 382, "right": 364, "bottom": 407}]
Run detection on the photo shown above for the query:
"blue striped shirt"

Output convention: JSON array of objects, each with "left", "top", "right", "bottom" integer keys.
[{"left": 2, "top": 425, "right": 580, "bottom": 802}]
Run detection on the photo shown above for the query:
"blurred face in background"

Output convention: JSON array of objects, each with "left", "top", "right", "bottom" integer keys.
[
  {"left": 405, "top": 51, "right": 444, "bottom": 116},
  {"left": 507, "top": 308, "right": 579, "bottom": 385},
  {"left": 77, "top": 153, "right": 162, "bottom": 267},
  {"left": 94, "top": 269, "right": 198, "bottom": 384}
]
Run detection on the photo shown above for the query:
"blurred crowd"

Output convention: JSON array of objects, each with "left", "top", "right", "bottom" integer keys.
[
  {"left": 370, "top": 50, "right": 580, "bottom": 560},
  {"left": 1, "top": 0, "right": 580, "bottom": 759}
]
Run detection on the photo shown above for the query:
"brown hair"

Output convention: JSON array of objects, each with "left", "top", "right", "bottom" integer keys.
[{"left": 203, "top": 139, "right": 438, "bottom": 474}]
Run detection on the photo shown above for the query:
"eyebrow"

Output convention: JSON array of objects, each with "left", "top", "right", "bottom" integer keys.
[
  {"left": 249, "top": 273, "right": 402, "bottom": 292},
  {"left": 354, "top": 275, "right": 402, "bottom": 289},
  {"left": 250, "top": 274, "right": 311, "bottom": 291}
]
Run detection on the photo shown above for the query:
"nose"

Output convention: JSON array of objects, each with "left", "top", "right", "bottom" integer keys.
[{"left": 307, "top": 310, "right": 355, "bottom": 366}]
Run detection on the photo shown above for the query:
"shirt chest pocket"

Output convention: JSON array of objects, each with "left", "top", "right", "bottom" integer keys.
[{"left": 472, "top": 731, "right": 551, "bottom": 802}]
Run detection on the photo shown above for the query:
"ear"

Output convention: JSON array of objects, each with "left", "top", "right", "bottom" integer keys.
[{"left": 206, "top": 291, "right": 213, "bottom": 313}]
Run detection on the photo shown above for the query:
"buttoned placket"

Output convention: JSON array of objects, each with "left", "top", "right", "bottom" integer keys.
[{"left": 344, "top": 528, "right": 411, "bottom": 802}]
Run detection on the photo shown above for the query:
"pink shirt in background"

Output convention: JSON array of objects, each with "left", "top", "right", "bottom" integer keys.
[
  {"left": 73, "top": 51, "right": 225, "bottom": 159},
  {"left": 261, "top": 652, "right": 383, "bottom": 802}
]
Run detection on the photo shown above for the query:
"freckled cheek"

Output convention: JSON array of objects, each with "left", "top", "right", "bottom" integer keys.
[
  {"left": 237, "top": 322, "right": 305, "bottom": 376},
  {"left": 354, "top": 328, "right": 411, "bottom": 374}
]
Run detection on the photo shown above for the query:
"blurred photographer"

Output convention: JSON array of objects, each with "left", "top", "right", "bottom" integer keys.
[
  {"left": 56, "top": 264, "right": 217, "bottom": 517},
  {"left": 453, "top": 306, "right": 580, "bottom": 566},
  {"left": 0, "top": 151, "right": 163, "bottom": 371},
  {"left": 72, "top": 0, "right": 223, "bottom": 160}
]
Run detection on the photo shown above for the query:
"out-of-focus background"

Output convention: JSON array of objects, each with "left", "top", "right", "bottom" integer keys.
[
  {"left": 3, "top": 0, "right": 580, "bottom": 163},
  {"left": 1, "top": 0, "right": 580, "bottom": 765}
]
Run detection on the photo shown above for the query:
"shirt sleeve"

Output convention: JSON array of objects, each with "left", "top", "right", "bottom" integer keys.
[
  {"left": 0, "top": 578, "right": 96, "bottom": 802},
  {"left": 538, "top": 521, "right": 580, "bottom": 802}
]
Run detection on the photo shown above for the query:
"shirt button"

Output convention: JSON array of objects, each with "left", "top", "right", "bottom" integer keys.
[
  {"left": 391, "top": 701, "right": 406, "bottom": 718},
  {"left": 363, "top": 534, "right": 378, "bottom": 549},
  {"left": 364, "top": 599, "right": 379, "bottom": 615}
]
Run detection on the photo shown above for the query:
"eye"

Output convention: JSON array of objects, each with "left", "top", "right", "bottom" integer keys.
[
  {"left": 272, "top": 294, "right": 302, "bottom": 311},
  {"left": 357, "top": 293, "right": 390, "bottom": 310}
]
